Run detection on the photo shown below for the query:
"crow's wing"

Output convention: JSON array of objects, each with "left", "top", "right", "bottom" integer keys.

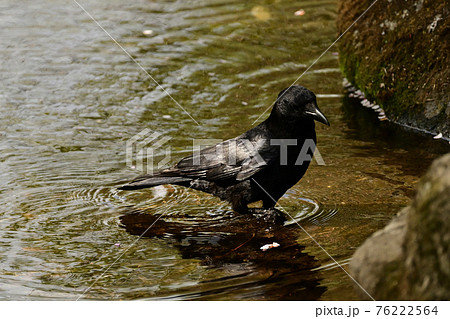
[
  {"left": 176, "top": 136, "right": 279, "bottom": 182},
  {"left": 119, "top": 134, "right": 280, "bottom": 190}
]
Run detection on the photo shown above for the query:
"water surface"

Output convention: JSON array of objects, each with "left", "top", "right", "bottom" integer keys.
[{"left": 0, "top": 0, "right": 449, "bottom": 300}]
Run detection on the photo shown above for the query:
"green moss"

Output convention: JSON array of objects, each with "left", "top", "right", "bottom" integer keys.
[{"left": 337, "top": 0, "right": 449, "bottom": 134}]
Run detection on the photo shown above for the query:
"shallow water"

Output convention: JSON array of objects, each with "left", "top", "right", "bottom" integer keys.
[{"left": 0, "top": 0, "right": 449, "bottom": 300}]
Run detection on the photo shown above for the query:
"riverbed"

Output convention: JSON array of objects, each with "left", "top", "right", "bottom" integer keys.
[{"left": 0, "top": 0, "right": 448, "bottom": 300}]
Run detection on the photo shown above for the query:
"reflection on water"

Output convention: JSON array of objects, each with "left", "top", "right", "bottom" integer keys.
[
  {"left": 0, "top": 0, "right": 449, "bottom": 300},
  {"left": 120, "top": 208, "right": 325, "bottom": 300}
]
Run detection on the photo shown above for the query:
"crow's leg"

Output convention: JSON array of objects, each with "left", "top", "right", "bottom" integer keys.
[
  {"left": 231, "top": 198, "right": 249, "bottom": 214},
  {"left": 249, "top": 208, "right": 286, "bottom": 224},
  {"left": 250, "top": 198, "right": 286, "bottom": 224},
  {"left": 262, "top": 199, "right": 276, "bottom": 210},
  {"left": 250, "top": 207, "right": 286, "bottom": 224}
]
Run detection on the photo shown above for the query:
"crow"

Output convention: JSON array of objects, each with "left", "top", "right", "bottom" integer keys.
[{"left": 119, "top": 85, "right": 329, "bottom": 214}]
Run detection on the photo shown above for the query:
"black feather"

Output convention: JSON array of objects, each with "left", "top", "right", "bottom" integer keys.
[{"left": 119, "top": 85, "right": 329, "bottom": 213}]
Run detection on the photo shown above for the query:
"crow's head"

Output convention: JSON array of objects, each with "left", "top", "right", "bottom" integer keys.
[{"left": 272, "top": 85, "right": 329, "bottom": 126}]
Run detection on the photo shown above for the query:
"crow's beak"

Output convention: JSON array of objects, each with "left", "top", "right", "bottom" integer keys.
[{"left": 304, "top": 102, "right": 330, "bottom": 126}]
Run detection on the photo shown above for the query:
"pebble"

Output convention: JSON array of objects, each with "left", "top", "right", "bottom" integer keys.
[
  {"left": 345, "top": 82, "right": 387, "bottom": 117},
  {"left": 343, "top": 78, "right": 351, "bottom": 87},
  {"left": 354, "top": 90, "right": 365, "bottom": 99},
  {"left": 361, "top": 99, "right": 371, "bottom": 107}
]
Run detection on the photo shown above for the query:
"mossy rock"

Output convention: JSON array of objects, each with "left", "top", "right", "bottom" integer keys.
[{"left": 337, "top": 0, "right": 449, "bottom": 136}]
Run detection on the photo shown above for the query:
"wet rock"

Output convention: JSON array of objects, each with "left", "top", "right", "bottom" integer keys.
[
  {"left": 350, "top": 207, "right": 409, "bottom": 299},
  {"left": 350, "top": 154, "right": 450, "bottom": 300},
  {"left": 337, "top": 0, "right": 450, "bottom": 137},
  {"left": 402, "top": 153, "right": 450, "bottom": 300}
]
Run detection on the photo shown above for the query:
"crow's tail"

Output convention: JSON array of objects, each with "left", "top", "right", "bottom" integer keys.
[{"left": 118, "top": 170, "right": 191, "bottom": 190}]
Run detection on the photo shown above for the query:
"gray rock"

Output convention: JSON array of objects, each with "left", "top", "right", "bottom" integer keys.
[
  {"left": 350, "top": 153, "right": 450, "bottom": 300},
  {"left": 402, "top": 153, "right": 450, "bottom": 300}
]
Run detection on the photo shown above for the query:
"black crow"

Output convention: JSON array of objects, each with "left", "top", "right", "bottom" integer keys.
[{"left": 119, "top": 85, "right": 329, "bottom": 214}]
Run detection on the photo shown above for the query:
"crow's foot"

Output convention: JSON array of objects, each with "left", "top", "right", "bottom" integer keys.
[{"left": 248, "top": 207, "right": 286, "bottom": 224}]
